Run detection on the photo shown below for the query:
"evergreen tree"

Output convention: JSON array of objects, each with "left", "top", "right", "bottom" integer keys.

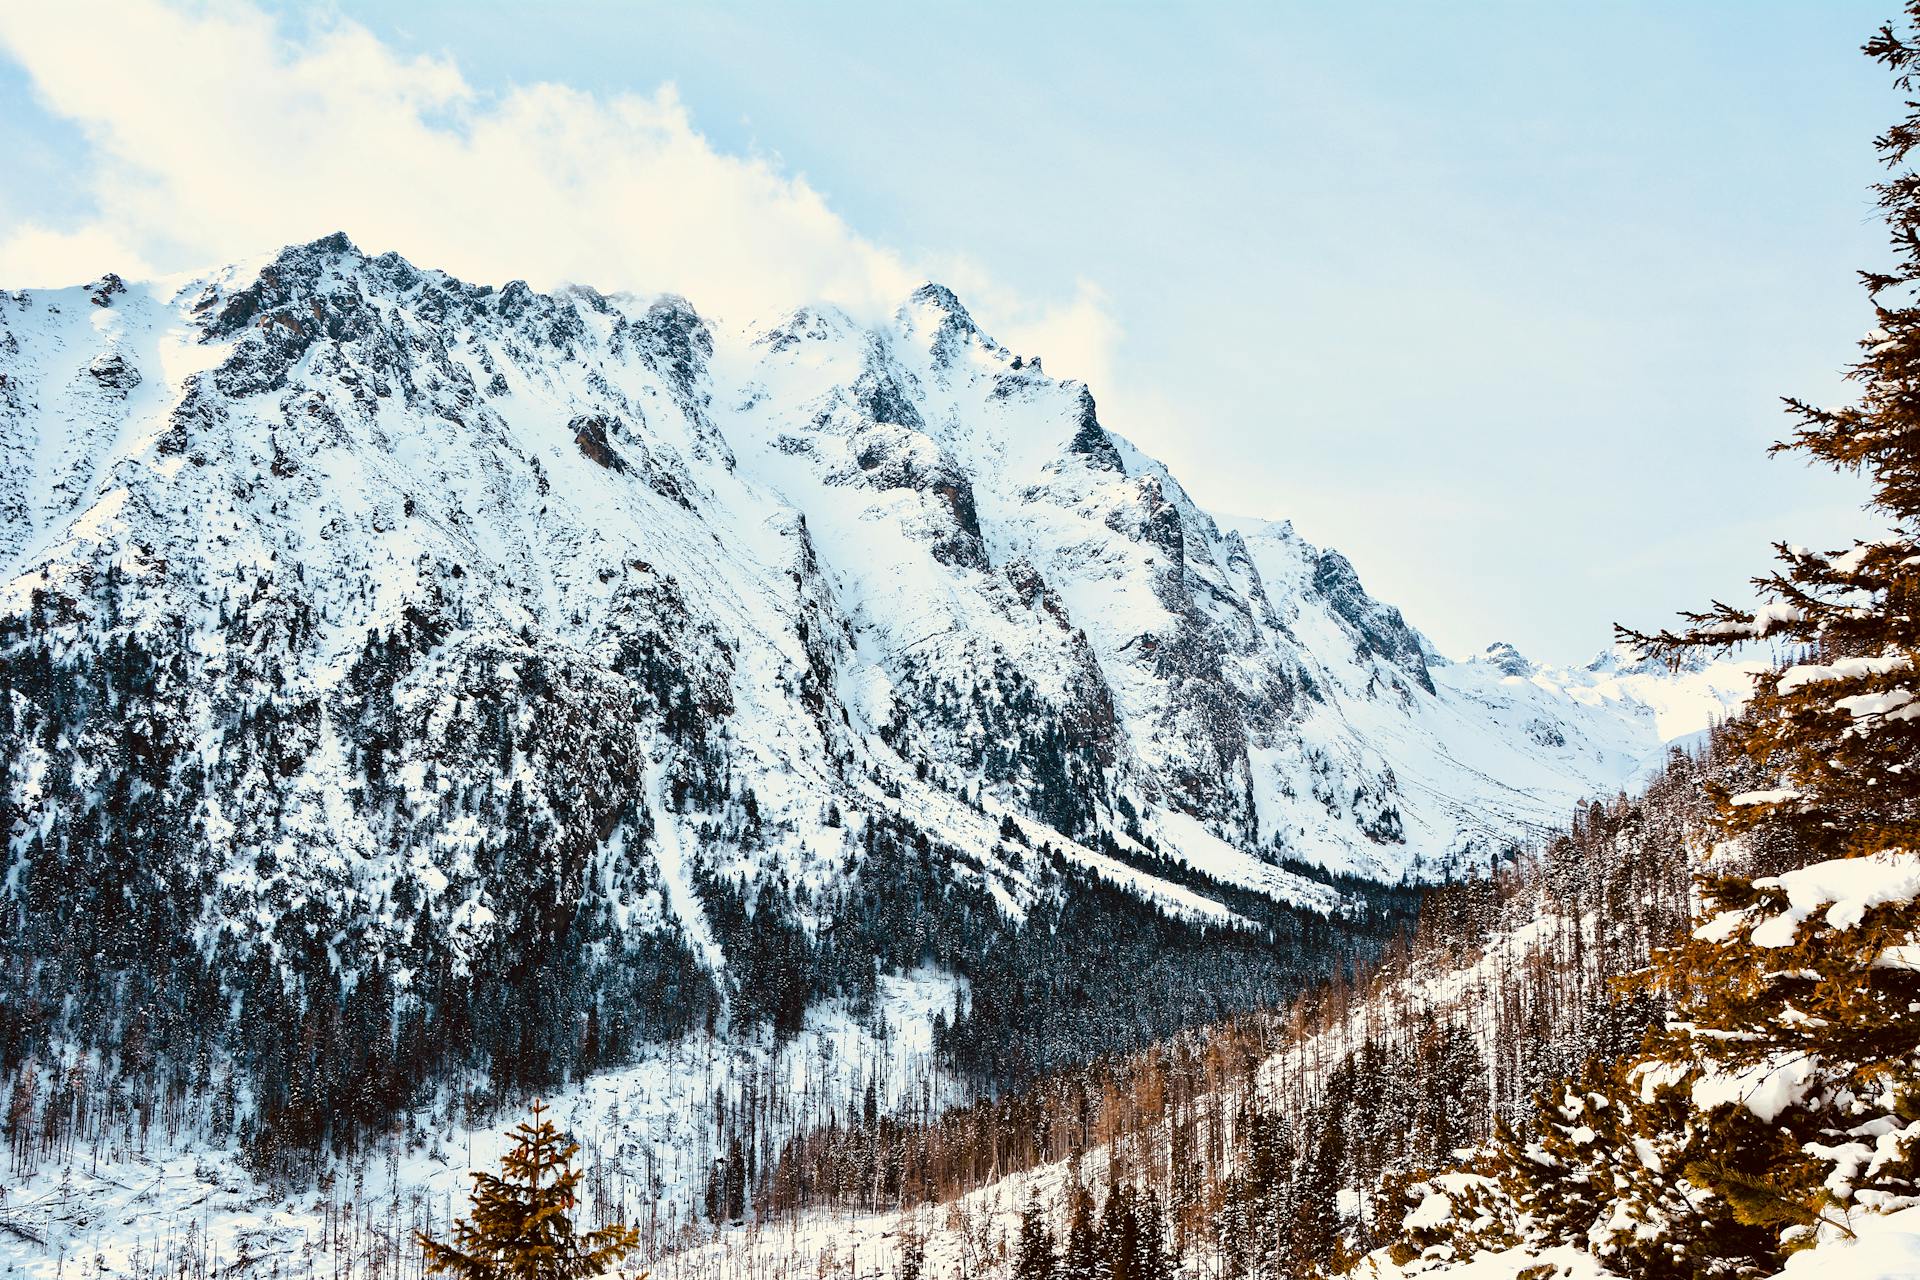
[
  {"left": 1138, "top": 1191, "right": 1171, "bottom": 1280},
  {"left": 1013, "top": 1192, "right": 1058, "bottom": 1280},
  {"left": 1493, "top": 1067, "right": 1620, "bottom": 1249},
  {"left": 416, "top": 1100, "right": 641, "bottom": 1280},
  {"left": 1215, "top": 1177, "right": 1253, "bottom": 1280},
  {"left": 1290, "top": 1111, "right": 1346, "bottom": 1268},
  {"left": 1585, "top": 5, "right": 1920, "bottom": 1269},
  {"left": 1099, "top": 1185, "right": 1140, "bottom": 1280},
  {"left": 897, "top": 1226, "right": 927, "bottom": 1280},
  {"left": 1063, "top": 1181, "right": 1102, "bottom": 1280}
]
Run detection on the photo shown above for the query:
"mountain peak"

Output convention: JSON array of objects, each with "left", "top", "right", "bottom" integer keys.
[
  {"left": 1066, "top": 385, "right": 1126, "bottom": 472},
  {"left": 902, "top": 282, "right": 985, "bottom": 350},
  {"left": 201, "top": 232, "right": 377, "bottom": 338},
  {"left": 906, "top": 281, "right": 975, "bottom": 325},
  {"left": 1311, "top": 549, "right": 1436, "bottom": 694},
  {"left": 1478, "top": 640, "right": 1535, "bottom": 678},
  {"left": 302, "top": 229, "right": 361, "bottom": 258},
  {"left": 258, "top": 230, "right": 370, "bottom": 281}
]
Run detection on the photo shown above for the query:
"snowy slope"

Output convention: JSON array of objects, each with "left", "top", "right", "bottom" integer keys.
[
  {"left": 0, "top": 968, "right": 968, "bottom": 1279},
  {"left": 0, "top": 234, "right": 1772, "bottom": 1280},
  {"left": 0, "top": 235, "right": 1751, "bottom": 926}
]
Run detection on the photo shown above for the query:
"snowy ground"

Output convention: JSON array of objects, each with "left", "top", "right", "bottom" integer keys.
[
  {"left": 645, "top": 1150, "right": 1088, "bottom": 1280},
  {"left": 1347, "top": 1205, "right": 1920, "bottom": 1280},
  {"left": 0, "top": 969, "right": 965, "bottom": 1280},
  {"left": 0, "top": 243, "right": 1783, "bottom": 1280}
]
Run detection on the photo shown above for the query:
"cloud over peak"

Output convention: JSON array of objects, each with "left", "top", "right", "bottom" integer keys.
[{"left": 0, "top": 0, "right": 1109, "bottom": 372}]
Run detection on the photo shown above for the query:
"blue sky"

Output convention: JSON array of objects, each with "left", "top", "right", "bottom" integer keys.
[{"left": 0, "top": 2, "right": 1895, "bottom": 660}]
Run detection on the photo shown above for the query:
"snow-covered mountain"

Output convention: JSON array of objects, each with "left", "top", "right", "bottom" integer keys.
[
  {"left": 0, "top": 234, "right": 1749, "bottom": 924},
  {"left": 0, "top": 233, "right": 1771, "bottom": 1269}
]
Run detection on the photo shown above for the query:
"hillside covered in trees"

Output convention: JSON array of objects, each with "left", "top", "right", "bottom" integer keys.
[
  {"left": 7, "top": 3, "right": 1918, "bottom": 1278},
  {"left": 0, "top": 29, "right": 1749, "bottom": 1267},
  {"left": 616, "top": 735, "right": 1721, "bottom": 1279},
  {"left": 622, "top": 8, "right": 1920, "bottom": 1276}
]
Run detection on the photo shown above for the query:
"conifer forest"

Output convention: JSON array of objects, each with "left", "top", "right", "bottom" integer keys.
[{"left": 7, "top": 2, "right": 1920, "bottom": 1279}]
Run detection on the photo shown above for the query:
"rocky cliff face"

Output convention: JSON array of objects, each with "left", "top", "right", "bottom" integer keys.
[{"left": 0, "top": 235, "right": 1751, "bottom": 1033}]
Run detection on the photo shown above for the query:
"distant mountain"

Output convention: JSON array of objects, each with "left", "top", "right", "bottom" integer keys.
[{"left": 0, "top": 235, "right": 1755, "bottom": 1138}]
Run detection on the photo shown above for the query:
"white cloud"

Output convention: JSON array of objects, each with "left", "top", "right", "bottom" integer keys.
[
  {"left": 0, "top": 0, "right": 1116, "bottom": 366},
  {"left": 0, "top": 222, "right": 153, "bottom": 288},
  {"left": 973, "top": 277, "right": 1122, "bottom": 393}
]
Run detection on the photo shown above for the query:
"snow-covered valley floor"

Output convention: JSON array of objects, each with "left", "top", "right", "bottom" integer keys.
[{"left": 0, "top": 970, "right": 964, "bottom": 1280}]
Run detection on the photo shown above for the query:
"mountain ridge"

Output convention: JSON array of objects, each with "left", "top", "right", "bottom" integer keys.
[
  {"left": 1, "top": 232, "right": 1754, "bottom": 904},
  {"left": 0, "top": 231, "right": 1766, "bottom": 1262}
]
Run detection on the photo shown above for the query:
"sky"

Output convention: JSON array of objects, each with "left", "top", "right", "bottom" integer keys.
[{"left": 0, "top": 1, "right": 1897, "bottom": 661}]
